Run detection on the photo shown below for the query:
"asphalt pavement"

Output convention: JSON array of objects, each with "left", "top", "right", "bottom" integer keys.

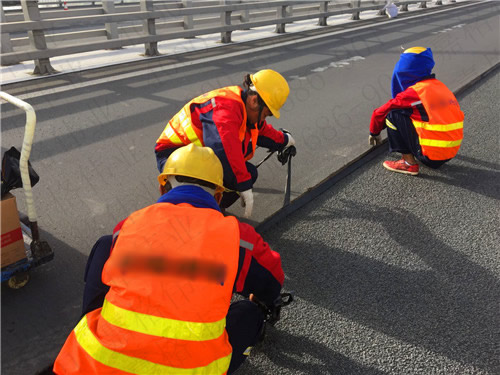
[
  {"left": 237, "top": 67, "right": 500, "bottom": 375},
  {"left": 0, "top": 2, "right": 498, "bottom": 374}
]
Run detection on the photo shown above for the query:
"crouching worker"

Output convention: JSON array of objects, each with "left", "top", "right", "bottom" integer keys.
[
  {"left": 53, "top": 144, "right": 285, "bottom": 374},
  {"left": 369, "top": 47, "right": 464, "bottom": 176},
  {"left": 155, "top": 69, "right": 295, "bottom": 218}
]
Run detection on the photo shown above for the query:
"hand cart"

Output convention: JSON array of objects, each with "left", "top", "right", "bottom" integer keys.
[{"left": 1, "top": 91, "right": 54, "bottom": 289}]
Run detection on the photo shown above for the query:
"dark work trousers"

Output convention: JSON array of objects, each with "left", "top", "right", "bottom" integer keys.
[
  {"left": 386, "top": 109, "right": 449, "bottom": 169},
  {"left": 220, "top": 162, "right": 258, "bottom": 209},
  {"left": 82, "top": 235, "right": 113, "bottom": 316},
  {"left": 82, "top": 235, "right": 265, "bottom": 373},
  {"left": 226, "top": 300, "right": 265, "bottom": 374}
]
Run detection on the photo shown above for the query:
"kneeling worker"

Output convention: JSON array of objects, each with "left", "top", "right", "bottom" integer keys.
[
  {"left": 53, "top": 144, "right": 285, "bottom": 374},
  {"left": 369, "top": 47, "right": 464, "bottom": 175}
]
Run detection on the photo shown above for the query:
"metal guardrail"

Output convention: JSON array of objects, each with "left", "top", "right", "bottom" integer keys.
[{"left": 0, "top": 0, "right": 455, "bottom": 75}]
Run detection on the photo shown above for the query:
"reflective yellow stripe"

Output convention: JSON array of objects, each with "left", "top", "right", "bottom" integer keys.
[
  {"left": 74, "top": 316, "right": 232, "bottom": 375},
  {"left": 164, "top": 126, "right": 184, "bottom": 145},
  {"left": 178, "top": 108, "right": 202, "bottom": 146},
  {"left": 385, "top": 118, "right": 397, "bottom": 130},
  {"left": 101, "top": 299, "right": 225, "bottom": 341},
  {"left": 413, "top": 121, "right": 463, "bottom": 132},
  {"left": 419, "top": 138, "right": 462, "bottom": 148},
  {"left": 180, "top": 119, "right": 203, "bottom": 146}
]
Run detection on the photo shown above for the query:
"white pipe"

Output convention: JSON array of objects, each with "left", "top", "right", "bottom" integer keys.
[{"left": 0, "top": 91, "right": 38, "bottom": 222}]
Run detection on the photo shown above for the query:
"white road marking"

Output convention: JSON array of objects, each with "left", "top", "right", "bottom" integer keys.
[
  {"left": 432, "top": 23, "right": 467, "bottom": 34},
  {"left": 308, "top": 55, "right": 364, "bottom": 74}
]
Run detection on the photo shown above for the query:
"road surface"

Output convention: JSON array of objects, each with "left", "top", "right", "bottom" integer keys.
[{"left": 1, "top": 2, "right": 498, "bottom": 373}]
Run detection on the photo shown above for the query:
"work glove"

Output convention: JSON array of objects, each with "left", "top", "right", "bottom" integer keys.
[
  {"left": 277, "top": 145, "right": 297, "bottom": 165},
  {"left": 240, "top": 189, "right": 254, "bottom": 218},
  {"left": 368, "top": 134, "right": 382, "bottom": 146},
  {"left": 283, "top": 132, "right": 295, "bottom": 150},
  {"left": 281, "top": 129, "right": 295, "bottom": 151}
]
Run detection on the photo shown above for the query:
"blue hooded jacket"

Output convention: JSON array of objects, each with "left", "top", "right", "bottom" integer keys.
[{"left": 391, "top": 47, "right": 435, "bottom": 98}]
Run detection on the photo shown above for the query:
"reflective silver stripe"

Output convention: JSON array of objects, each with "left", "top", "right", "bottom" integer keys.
[
  {"left": 113, "top": 230, "right": 120, "bottom": 240},
  {"left": 411, "top": 100, "right": 422, "bottom": 106},
  {"left": 211, "top": 98, "right": 216, "bottom": 108},
  {"left": 239, "top": 239, "right": 254, "bottom": 251}
]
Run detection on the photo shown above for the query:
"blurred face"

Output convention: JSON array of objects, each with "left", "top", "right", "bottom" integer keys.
[{"left": 245, "top": 94, "right": 272, "bottom": 127}]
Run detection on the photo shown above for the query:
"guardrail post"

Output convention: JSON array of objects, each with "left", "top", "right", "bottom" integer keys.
[
  {"left": 21, "top": 0, "right": 55, "bottom": 74},
  {"left": 419, "top": 1, "right": 427, "bottom": 8},
  {"left": 276, "top": 4, "right": 287, "bottom": 33},
  {"left": 0, "top": 4, "right": 14, "bottom": 58},
  {"left": 102, "top": 0, "right": 119, "bottom": 41},
  {"left": 435, "top": 0, "right": 443, "bottom": 4},
  {"left": 240, "top": 0, "right": 250, "bottom": 25},
  {"left": 220, "top": 0, "right": 232, "bottom": 43},
  {"left": 182, "top": 0, "right": 194, "bottom": 33},
  {"left": 318, "top": 1, "right": 328, "bottom": 26},
  {"left": 400, "top": 3, "right": 409, "bottom": 11},
  {"left": 140, "top": 0, "right": 159, "bottom": 56},
  {"left": 351, "top": 0, "right": 361, "bottom": 20},
  {"left": 287, "top": 4, "right": 293, "bottom": 19}
]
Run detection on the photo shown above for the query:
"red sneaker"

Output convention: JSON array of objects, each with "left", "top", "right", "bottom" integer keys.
[{"left": 383, "top": 159, "right": 419, "bottom": 175}]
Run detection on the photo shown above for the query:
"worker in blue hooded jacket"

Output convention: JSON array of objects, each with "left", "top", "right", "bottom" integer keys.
[{"left": 369, "top": 47, "right": 464, "bottom": 176}]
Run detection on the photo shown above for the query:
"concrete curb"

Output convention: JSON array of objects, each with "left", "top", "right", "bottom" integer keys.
[{"left": 256, "top": 62, "right": 500, "bottom": 234}]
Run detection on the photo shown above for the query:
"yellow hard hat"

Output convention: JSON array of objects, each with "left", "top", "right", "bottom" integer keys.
[
  {"left": 250, "top": 69, "right": 289, "bottom": 118},
  {"left": 157, "top": 144, "right": 225, "bottom": 193}
]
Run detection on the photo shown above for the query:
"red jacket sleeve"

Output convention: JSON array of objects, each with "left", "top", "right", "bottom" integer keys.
[
  {"left": 234, "top": 222, "right": 284, "bottom": 307},
  {"left": 201, "top": 97, "right": 252, "bottom": 191},
  {"left": 370, "top": 87, "right": 420, "bottom": 135},
  {"left": 257, "top": 121, "right": 287, "bottom": 151}
]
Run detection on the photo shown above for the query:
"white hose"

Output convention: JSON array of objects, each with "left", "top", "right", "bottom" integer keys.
[{"left": 0, "top": 91, "right": 38, "bottom": 222}]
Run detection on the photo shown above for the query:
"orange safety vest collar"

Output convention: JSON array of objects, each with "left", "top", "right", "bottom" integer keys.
[
  {"left": 410, "top": 80, "right": 464, "bottom": 160},
  {"left": 54, "top": 203, "right": 240, "bottom": 375}
]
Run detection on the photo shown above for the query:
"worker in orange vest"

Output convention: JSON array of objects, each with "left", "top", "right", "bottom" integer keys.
[
  {"left": 369, "top": 47, "right": 464, "bottom": 176},
  {"left": 155, "top": 69, "right": 295, "bottom": 218},
  {"left": 53, "top": 144, "right": 285, "bottom": 375}
]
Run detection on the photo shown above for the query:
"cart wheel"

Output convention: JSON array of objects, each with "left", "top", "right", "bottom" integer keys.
[{"left": 8, "top": 272, "right": 30, "bottom": 289}]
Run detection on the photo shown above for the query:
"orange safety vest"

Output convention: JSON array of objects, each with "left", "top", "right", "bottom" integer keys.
[
  {"left": 410, "top": 80, "right": 464, "bottom": 160},
  {"left": 156, "top": 86, "right": 259, "bottom": 161},
  {"left": 54, "top": 203, "right": 240, "bottom": 375}
]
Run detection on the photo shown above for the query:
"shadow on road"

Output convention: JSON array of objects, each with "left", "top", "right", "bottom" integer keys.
[
  {"left": 1, "top": 229, "right": 87, "bottom": 375},
  {"left": 430, "top": 155, "right": 500, "bottom": 200},
  {"left": 270, "top": 199, "right": 499, "bottom": 373},
  {"left": 247, "top": 328, "right": 387, "bottom": 375}
]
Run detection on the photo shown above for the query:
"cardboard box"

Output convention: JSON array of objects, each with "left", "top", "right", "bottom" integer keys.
[{"left": 1, "top": 193, "right": 27, "bottom": 268}]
